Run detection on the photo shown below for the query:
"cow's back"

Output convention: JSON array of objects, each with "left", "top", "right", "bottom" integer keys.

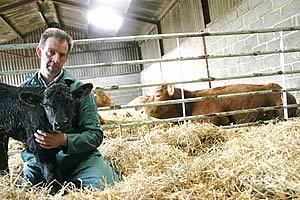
[
  {"left": 144, "top": 83, "right": 297, "bottom": 125},
  {"left": 190, "top": 83, "right": 297, "bottom": 124},
  {"left": 190, "top": 83, "right": 282, "bottom": 97}
]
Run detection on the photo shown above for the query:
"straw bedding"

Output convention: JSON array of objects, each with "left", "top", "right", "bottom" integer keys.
[{"left": 1, "top": 109, "right": 300, "bottom": 199}]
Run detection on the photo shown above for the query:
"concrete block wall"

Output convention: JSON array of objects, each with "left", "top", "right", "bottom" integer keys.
[
  {"left": 205, "top": 0, "right": 300, "bottom": 96},
  {"left": 141, "top": 37, "right": 209, "bottom": 93},
  {"left": 140, "top": 0, "right": 300, "bottom": 97}
]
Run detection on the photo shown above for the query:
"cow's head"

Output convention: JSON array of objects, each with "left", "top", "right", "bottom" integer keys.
[
  {"left": 144, "top": 84, "right": 183, "bottom": 118},
  {"left": 95, "top": 88, "right": 113, "bottom": 107},
  {"left": 19, "top": 83, "right": 93, "bottom": 131},
  {"left": 147, "top": 85, "right": 173, "bottom": 102},
  {"left": 128, "top": 95, "right": 150, "bottom": 111}
]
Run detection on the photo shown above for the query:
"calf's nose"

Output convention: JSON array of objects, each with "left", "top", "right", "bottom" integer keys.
[
  {"left": 54, "top": 122, "right": 60, "bottom": 130},
  {"left": 53, "top": 118, "right": 70, "bottom": 131}
]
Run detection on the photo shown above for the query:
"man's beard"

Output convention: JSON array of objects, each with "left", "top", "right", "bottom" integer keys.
[{"left": 46, "top": 64, "right": 60, "bottom": 76}]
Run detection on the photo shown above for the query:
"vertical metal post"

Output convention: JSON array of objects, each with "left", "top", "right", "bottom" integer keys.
[
  {"left": 176, "top": 37, "right": 187, "bottom": 120},
  {"left": 202, "top": 36, "right": 212, "bottom": 88},
  {"left": 158, "top": 38, "right": 164, "bottom": 82},
  {"left": 280, "top": 31, "right": 288, "bottom": 119}
]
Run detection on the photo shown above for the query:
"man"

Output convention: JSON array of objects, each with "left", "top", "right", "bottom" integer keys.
[{"left": 21, "top": 28, "right": 119, "bottom": 190}]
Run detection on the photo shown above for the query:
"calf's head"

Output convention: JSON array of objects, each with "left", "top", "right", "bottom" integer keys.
[{"left": 19, "top": 83, "right": 93, "bottom": 131}]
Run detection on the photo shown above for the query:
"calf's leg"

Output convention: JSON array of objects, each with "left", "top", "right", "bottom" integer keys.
[
  {"left": 0, "top": 135, "right": 9, "bottom": 175},
  {"left": 35, "top": 151, "right": 62, "bottom": 193}
]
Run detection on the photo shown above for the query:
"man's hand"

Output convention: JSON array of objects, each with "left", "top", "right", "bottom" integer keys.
[{"left": 34, "top": 130, "right": 67, "bottom": 149}]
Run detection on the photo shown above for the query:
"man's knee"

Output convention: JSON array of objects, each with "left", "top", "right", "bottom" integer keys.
[
  {"left": 69, "top": 155, "right": 119, "bottom": 190},
  {"left": 73, "top": 176, "right": 115, "bottom": 190},
  {"left": 21, "top": 151, "right": 44, "bottom": 185}
]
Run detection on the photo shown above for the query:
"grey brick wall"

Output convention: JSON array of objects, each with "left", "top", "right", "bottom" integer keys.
[
  {"left": 140, "top": 0, "right": 300, "bottom": 98},
  {"left": 205, "top": 0, "right": 300, "bottom": 97}
]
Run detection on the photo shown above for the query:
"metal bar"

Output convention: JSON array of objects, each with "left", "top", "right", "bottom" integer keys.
[
  {"left": 279, "top": 31, "right": 288, "bottom": 119},
  {"left": 101, "top": 104, "right": 299, "bottom": 130},
  {"left": 0, "top": 50, "right": 26, "bottom": 58},
  {"left": 176, "top": 37, "right": 187, "bottom": 120},
  {"left": 202, "top": 36, "right": 211, "bottom": 88},
  {"left": 75, "top": 26, "right": 300, "bottom": 44},
  {"left": 1, "top": 48, "right": 300, "bottom": 75},
  {"left": 36, "top": 48, "right": 300, "bottom": 67},
  {"left": 2, "top": 69, "right": 300, "bottom": 93},
  {"left": 1, "top": 26, "right": 300, "bottom": 50},
  {"left": 93, "top": 69, "right": 300, "bottom": 92},
  {"left": 98, "top": 87, "right": 300, "bottom": 111}
]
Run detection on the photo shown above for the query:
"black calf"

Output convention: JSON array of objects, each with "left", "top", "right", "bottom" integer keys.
[{"left": 0, "top": 82, "right": 93, "bottom": 193}]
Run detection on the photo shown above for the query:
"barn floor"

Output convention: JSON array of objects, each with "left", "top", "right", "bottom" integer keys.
[{"left": 3, "top": 109, "right": 300, "bottom": 199}]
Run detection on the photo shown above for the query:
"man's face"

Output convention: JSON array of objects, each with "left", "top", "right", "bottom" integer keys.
[{"left": 36, "top": 37, "right": 69, "bottom": 78}]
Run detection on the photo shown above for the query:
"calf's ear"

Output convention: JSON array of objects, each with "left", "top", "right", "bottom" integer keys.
[
  {"left": 19, "top": 91, "right": 43, "bottom": 106},
  {"left": 72, "top": 83, "right": 93, "bottom": 99}
]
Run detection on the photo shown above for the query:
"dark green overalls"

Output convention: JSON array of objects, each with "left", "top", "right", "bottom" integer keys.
[{"left": 21, "top": 68, "right": 119, "bottom": 189}]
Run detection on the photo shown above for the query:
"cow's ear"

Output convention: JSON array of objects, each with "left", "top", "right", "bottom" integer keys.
[
  {"left": 72, "top": 83, "right": 93, "bottom": 99},
  {"left": 19, "top": 91, "right": 43, "bottom": 106},
  {"left": 167, "top": 85, "right": 175, "bottom": 96}
]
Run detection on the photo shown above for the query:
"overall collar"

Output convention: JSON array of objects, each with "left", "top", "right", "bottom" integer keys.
[
  {"left": 38, "top": 70, "right": 63, "bottom": 87},
  {"left": 33, "top": 68, "right": 76, "bottom": 87}
]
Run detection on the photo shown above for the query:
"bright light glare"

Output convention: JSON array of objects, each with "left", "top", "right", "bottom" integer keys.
[{"left": 87, "top": 7, "right": 123, "bottom": 31}]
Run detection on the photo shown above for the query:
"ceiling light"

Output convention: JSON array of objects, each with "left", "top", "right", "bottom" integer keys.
[{"left": 87, "top": 7, "right": 124, "bottom": 32}]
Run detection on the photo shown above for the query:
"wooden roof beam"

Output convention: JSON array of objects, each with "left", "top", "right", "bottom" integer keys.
[
  {"left": 126, "top": 13, "right": 159, "bottom": 25},
  {"left": 0, "top": 0, "right": 37, "bottom": 13},
  {"left": 52, "top": 0, "right": 86, "bottom": 29},
  {"left": 0, "top": 16, "right": 23, "bottom": 40},
  {"left": 158, "top": 0, "right": 178, "bottom": 20},
  {"left": 36, "top": 1, "right": 49, "bottom": 28},
  {"left": 52, "top": 0, "right": 88, "bottom": 9},
  {"left": 52, "top": 1, "right": 62, "bottom": 28}
]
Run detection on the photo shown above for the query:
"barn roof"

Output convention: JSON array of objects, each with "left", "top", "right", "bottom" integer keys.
[{"left": 0, "top": 0, "right": 176, "bottom": 44}]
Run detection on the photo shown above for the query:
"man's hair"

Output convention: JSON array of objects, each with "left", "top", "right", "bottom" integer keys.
[{"left": 38, "top": 28, "right": 73, "bottom": 54}]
